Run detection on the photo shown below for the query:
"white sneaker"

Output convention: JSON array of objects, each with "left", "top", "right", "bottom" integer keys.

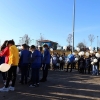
[
  {"left": 4, "top": 82, "right": 6, "bottom": 85},
  {"left": 9, "top": 81, "right": 12, "bottom": 85},
  {"left": 0, "top": 86, "right": 9, "bottom": 92},
  {"left": 9, "top": 86, "right": 15, "bottom": 91},
  {"left": 4, "top": 81, "right": 12, "bottom": 85}
]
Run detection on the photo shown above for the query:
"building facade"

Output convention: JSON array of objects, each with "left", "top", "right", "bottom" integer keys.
[{"left": 38, "top": 40, "right": 58, "bottom": 50}]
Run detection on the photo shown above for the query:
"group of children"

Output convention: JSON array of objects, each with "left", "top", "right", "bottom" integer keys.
[
  {"left": 51, "top": 52, "right": 100, "bottom": 75},
  {"left": 0, "top": 40, "right": 51, "bottom": 92},
  {"left": 0, "top": 40, "right": 99, "bottom": 92},
  {"left": 78, "top": 54, "right": 100, "bottom": 75},
  {"left": 51, "top": 53, "right": 66, "bottom": 71}
]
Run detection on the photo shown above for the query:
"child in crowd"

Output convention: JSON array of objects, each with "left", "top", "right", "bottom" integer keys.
[
  {"left": 84, "top": 55, "right": 91, "bottom": 74},
  {"left": 52, "top": 53, "right": 57, "bottom": 70},
  {"left": 0, "top": 40, "right": 19, "bottom": 92},
  {"left": 29, "top": 45, "right": 41, "bottom": 87},
  {"left": 19, "top": 44, "right": 31, "bottom": 84},
  {"left": 0, "top": 40, "right": 8, "bottom": 83},
  {"left": 59, "top": 55, "right": 65, "bottom": 71},
  {"left": 78, "top": 56, "right": 85, "bottom": 74}
]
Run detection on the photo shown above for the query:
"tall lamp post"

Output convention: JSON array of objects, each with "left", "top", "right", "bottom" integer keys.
[
  {"left": 72, "top": 0, "right": 75, "bottom": 52},
  {"left": 97, "top": 36, "right": 98, "bottom": 51}
]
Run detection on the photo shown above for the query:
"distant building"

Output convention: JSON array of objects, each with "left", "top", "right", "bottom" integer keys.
[{"left": 38, "top": 40, "right": 58, "bottom": 50}]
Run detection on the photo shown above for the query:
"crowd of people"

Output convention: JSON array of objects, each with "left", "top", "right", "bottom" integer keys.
[
  {"left": 51, "top": 51, "right": 100, "bottom": 75},
  {"left": 0, "top": 40, "right": 100, "bottom": 92},
  {"left": 0, "top": 40, "right": 51, "bottom": 92}
]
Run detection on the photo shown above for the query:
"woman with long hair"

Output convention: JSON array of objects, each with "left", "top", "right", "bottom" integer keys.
[{"left": 0, "top": 40, "right": 8, "bottom": 83}]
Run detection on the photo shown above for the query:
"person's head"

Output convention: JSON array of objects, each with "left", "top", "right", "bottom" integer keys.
[
  {"left": 43, "top": 44, "right": 48, "bottom": 49},
  {"left": 30, "top": 45, "right": 36, "bottom": 51},
  {"left": 21, "top": 44, "right": 27, "bottom": 50},
  {"left": 27, "top": 45, "right": 30, "bottom": 50},
  {"left": 8, "top": 39, "right": 15, "bottom": 47},
  {"left": 38, "top": 47, "right": 42, "bottom": 52},
  {"left": 1, "top": 40, "right": 8, "bottom": 50}
]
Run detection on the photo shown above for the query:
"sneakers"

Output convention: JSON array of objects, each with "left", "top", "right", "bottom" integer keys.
[
  {"left": 29, "top": 84, "right": 36, "bottom": 87},
  {"left": 9, "top": 86, "right": 15, "bottom": 91},
  {"left": 36, "top": 83, "right": 39, "bottom": 87},
  {"left": 0, "top": 86, "right": 15, "bottom": 92},
  {"left": 4, "top": 81, "right": 12, "bottom": 85},
  {"left": 0, "top": 87, "right": 9, "bottom": 92}
]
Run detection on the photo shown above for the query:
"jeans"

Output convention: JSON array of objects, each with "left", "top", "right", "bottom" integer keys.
[
  {"left": 21, "top": 64, "right": 28, "bottom": 83},
  {"left": 92, "top": 65, "right": 98, "bottom": 75},
  {"left": 5, "top": 66, "right": 17, "bottom": 88},
  {"left": 32, "top": 68, "right": 39, "bottom": 84}
]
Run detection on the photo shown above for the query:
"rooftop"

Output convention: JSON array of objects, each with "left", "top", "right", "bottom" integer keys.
[{"left": 38, "top": 40, "right": 58, "bottom": 44}]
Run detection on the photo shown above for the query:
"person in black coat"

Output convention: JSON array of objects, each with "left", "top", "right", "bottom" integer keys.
[{"left": 78, "top": 56, "right": 85, "bottom": 74}]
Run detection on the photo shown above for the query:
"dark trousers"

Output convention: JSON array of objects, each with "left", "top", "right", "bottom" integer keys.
[
  {"left": 21, "top": 65, "right": 28, "bottom": 83},
  {"left": 42, "top": 64, "right": 49, "bottom": 80},
  {"left": 27, "top": 63, "right": 31, "bottom": 77},
  {"left": 53, "top": 64, "right": 57, "bottom": 70},
  {"left": 5, "top": 66, "right": 17, "bottom": 88},
  {"left": 84, "top": 65, "right": 91, "bottom": 74},
  {"left": 32, "top": 68, "right": 39, "bottom": 84},
  {"left": 60, "top": 63, "right": 63, "bottom": 70},
  {"left": 67, "top": 62, "right": 73, "bottom": 72},
  {"left": 80, "top": 67, "right": 84, "bottom": 73},
  {"left": 2, "top": 72, "right": 7, "bottom": 80}
]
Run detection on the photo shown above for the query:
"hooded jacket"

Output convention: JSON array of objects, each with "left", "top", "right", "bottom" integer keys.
[
  {"left": 43, "top": 48, "right": 50, "bottom": 64},
  {"left": 31, "top": 49, "right": 41, "bottom": 68},
  {"left": 19, "top": 49, "right": 31, "bottom": 66}
]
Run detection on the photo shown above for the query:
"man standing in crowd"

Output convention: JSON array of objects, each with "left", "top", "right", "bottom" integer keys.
[
  {"left": 19, "top": 44, "right": 31, "bottom": 84},
  {"left": 0, "top": 40, "right": 19, "bottom": 92},
  {"left": 40, "top": 44, "right": 50, "bottom": 82},
  {"left": 29, "top": 45, "right": 41, "bottom": 87}
]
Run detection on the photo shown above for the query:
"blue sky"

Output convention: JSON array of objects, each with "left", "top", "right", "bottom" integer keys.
[{"left": 0, "top": 0, "right": 100, "bottom": 48}]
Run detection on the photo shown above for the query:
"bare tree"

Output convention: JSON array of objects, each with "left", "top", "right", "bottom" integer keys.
[
  {"left": 77, "top": 42, "right": 86, "bottom": 49},
  {"left": 88, "top": 34, "right": 95, "bottom": 46},
  {"left": 39, "top": 33, "right": 44, "bottom": 41},
  {"left": 19, "top": 34, "right": 31, "bottom": 45},
  {"left": 67, "top": 34, "right": 72, "bottom": 46},
  {"left": 83, "top": 39, "right": 87, "bottom": 47}
]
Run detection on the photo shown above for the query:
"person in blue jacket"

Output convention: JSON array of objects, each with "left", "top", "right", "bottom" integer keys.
[
  {"left": 19, "top": 44, "right": 31, "bottom": 84},
  {"left": 40, "top": 44, "right": 50, "bottom": 82},
  {"left": 66, "top": 51, "right": 75, "bottom": 72},
  {"left": 29, "top": 45, "right": 41, "bottom": 87},
  {"left": 38, "top": 47, "right": 43, "bottom": 68}
]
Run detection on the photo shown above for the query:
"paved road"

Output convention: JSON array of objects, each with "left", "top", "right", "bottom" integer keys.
[{"left": 0, "top": 70, "right": 100, "bottom": 100}]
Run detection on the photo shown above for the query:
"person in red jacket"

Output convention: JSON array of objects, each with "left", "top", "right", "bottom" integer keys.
[
  {"left": 0, "top": 40, "right": 9, "bottom": 83},
  {"left": 0, "top": 41, "right": 9, "bottom": 63}
]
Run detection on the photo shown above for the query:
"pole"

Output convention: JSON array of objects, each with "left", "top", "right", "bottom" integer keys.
[
  {"left": 97, "top": 36, "right": 98, "bottom": 51},
  {"left": 72, "top": 0, "right": 75, "bottom": 52}
]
